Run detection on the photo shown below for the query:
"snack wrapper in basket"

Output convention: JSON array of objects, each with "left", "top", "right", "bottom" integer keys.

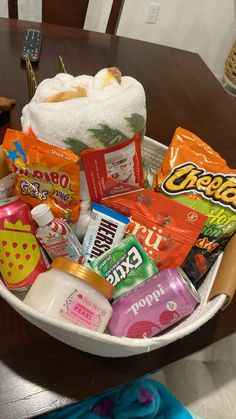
[
  {"left": 2, "top": 129, "right": 81, "bottom": 224},
  {"left": 153, "top": 127, "right": 236, "bottom": 286},
  {"left": 0, "top": 136, "right": 227, "bottom": 357}
]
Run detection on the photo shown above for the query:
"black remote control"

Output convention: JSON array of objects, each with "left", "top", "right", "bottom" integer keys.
[{"left": 20, "top": 29, "right": 42, "bottom": 63}]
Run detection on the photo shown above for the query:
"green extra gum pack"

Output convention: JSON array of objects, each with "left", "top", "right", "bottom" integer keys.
[{"left": 90, "top": 235, "right": 158, "bottom": 299}]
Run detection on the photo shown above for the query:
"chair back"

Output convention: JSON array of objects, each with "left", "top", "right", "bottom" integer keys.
[
  {"left": 8, "top": 0, "right": 124, "bottom": 34},
  {"left": 42, "top": 0, "right": 89, "bottom": 29}
]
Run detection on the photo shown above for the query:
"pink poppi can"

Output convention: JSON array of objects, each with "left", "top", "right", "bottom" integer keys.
[
  {"left": 108, "top": 267, "right": 200, "bottom": 338},
  {"left": 0, "top": 197, "right": 48, "bottom": 290}
]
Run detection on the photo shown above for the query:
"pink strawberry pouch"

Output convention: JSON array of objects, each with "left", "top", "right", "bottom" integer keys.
[{"left": 101, "top": 187, "right": 207, "bottom": 271}]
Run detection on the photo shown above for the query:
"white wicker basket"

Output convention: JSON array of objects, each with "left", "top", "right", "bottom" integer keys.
[{"left": 0, "top": 136, "right": 226, "bottom": 357}]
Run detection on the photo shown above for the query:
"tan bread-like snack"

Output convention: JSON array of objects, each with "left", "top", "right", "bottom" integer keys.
[
  {"left": 208, "top": 232, "right": 236, "bottom": 309},
  {"left": 46, "top": 86, "right": 87, "bottom": 102}
]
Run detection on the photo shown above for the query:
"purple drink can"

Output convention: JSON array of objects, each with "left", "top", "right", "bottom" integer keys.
[{"left": 108, "top": 267, "right": 200, "bottom": 338}]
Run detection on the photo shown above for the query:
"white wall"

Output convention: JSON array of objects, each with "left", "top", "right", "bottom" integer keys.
[
  {"left": 84, "top": 0, "right": 113, "bottom": 33},
  {"left": 0, "top": 0, "right": 8, "bottom": 18},
  {"left": 1, "top": 0, "right": 235, "bottom": 79},
  {"left": 18, "top": 0, "right": 42, "bottom": 22},
  {"left": 115, "top": 0, "right": 236, "bottom": 80},
  {"left": 85, "top": 0, "right": 236, "bottom": 80},
  {"left": 0, "top": 0, "right": 42, "bottom": 21}
]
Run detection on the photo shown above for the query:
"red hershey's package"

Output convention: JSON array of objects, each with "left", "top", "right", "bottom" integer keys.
[{"left": 81, "top": 134, "right": 143, "bottom": 202}]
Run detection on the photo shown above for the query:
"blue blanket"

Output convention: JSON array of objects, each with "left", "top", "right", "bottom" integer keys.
[{"left": 41, "top": 378, "right": 193, "bottom": 419}]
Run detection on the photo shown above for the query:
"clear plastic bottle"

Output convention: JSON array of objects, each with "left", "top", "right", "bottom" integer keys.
[{"left": 31, "top": 204, "right": 83, "bottom": 263}]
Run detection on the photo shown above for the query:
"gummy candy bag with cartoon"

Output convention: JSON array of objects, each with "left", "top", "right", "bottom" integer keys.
[{"left": 2, "top": 129, "right": 80, "bottom": 224}]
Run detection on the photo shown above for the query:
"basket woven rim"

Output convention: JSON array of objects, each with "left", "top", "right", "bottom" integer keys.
[{"left": 225, "top": 40, "right": 236, "bottom": 85}]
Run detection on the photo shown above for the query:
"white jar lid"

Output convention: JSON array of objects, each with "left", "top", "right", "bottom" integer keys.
[{"left": 31, "top": 204, "right": 54, "bottom": 226}]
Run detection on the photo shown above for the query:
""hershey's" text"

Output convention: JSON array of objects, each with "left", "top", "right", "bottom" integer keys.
[{"left": 87, "top": 218, "right": 118, "bottom": 263}]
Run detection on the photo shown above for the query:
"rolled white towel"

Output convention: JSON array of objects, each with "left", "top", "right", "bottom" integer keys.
[{"left": 21, "top": 68, "right": 146, "bottom": 154}]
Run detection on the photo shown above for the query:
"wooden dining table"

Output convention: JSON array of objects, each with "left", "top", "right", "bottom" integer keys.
[{"left": 0, "top": 17, "right": 236, "bottom": 419}]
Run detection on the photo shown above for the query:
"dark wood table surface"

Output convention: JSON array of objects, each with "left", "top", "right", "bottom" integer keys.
[{"left": 0, "top": 17, "right": 236, "bottom": 419}]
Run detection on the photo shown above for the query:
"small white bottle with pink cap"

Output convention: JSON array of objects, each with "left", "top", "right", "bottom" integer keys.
[{"left": 31, "top": 204, "right": 83, "bottom": 263}]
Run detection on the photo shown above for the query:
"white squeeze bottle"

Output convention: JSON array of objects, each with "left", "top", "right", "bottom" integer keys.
[{"left": 31, "top": 204, "right": 83, "bottom": 263}]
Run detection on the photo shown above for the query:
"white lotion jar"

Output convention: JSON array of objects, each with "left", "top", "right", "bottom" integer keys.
[{"left": 24, "top": 257, "right": 114, "bottom": 333}]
